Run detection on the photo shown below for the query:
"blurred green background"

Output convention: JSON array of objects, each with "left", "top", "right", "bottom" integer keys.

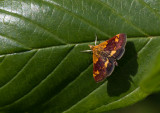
[{"left": 107, "top": 91, "right": 160, "bottom": 113}]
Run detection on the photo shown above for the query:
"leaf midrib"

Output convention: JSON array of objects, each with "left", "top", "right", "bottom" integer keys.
[{"left": 0, "top": 36, "right": 158, "bottom": 57}]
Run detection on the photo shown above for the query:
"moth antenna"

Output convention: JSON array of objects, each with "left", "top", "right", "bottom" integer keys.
[
  {"left": 95, "top": 34, "right": 97, "bottom": 45},
  {"left": 80, "top": 50, "right": 93, "bottom": 53}
]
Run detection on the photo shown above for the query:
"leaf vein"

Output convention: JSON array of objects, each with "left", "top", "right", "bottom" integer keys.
[
  {"left": 42, "top": 0, "right": 111, "bottom": 37},
  {"left": 0, "top": 45, "right": 75, "bottom": 109},
  {"left": 0, "top": 44, "right": 74, "bottom": 57},
  {"left": 0, "top": 50, "right": 37, "bottom": 89},
  {"left": 97, "top": 0, "right": 149, "bottom": 36},
  {"left": 0, "top": 33, "right": 31, "bottom": 50},
  {"left": 89, "top": 87, "right": 141, "bottom": 112},
  {"left": 41, "top": 63, "right": 93, "bottom": 111},
  {"left": 138, "top": 0, "right": 160, "bottom": 20},
  {"left": 0, "top": 8, "right": 66, "bottom": 44},
  {"left": 138, "top": 38, "right": 152, "bottom": 54},
  {"left": 0, "top": 56, "right": 5, "bottom": 64}
]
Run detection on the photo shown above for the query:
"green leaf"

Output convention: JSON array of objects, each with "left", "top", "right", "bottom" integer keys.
[{"left": 0, "top": 0, "right": 160, "bottom": 113}]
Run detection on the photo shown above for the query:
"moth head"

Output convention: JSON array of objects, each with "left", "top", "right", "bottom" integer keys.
[{"left": 88, "top": 45, "right": 94, "bottom": 50}]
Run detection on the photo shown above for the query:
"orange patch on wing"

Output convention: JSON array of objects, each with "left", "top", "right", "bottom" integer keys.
[
  {"left": 116, "top": 34, "right": 120, "bottom": 38},
  {"left": 115, "top": 38, "right": 119, "bottom": 42},
  {"left": 93, "top": 71, "right": 100, "bottom": 79},
  {"left": 92, "top": 45, "right": 105, "bottom": 64},
  {"left": 110, "top": 50, "right": 116, "bottom": 57},
  {"left": 104, "top": 59, "right": 109, "bottom": 67},
  {"left": 94, "top": 70, "right": 100, "bottom": 75},
  {"left": 93, "top": 54, "right": 99, "bottom": 64},
  {"left": 99, "top": 41, "right": 108, "bottom": 48}
]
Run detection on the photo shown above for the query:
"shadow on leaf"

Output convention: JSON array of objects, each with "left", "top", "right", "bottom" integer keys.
[{"left": 107, "top": 42, "right": 138, "bottom": 96}]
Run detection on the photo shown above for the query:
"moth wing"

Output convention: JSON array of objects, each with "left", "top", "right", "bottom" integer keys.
[
  {"left": 99, "top": 34, "right": 127, "bottom": 60},
  {"left": 112, "top": 48, "right": 125, "bottom": 60},
  {"left": 93, "top": 56, "right": 115, "bottom": 82}
]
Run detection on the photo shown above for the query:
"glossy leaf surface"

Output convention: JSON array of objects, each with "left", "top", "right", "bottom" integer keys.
[{"left": 0, "top": 0, "right": 160, "bottom": 113}]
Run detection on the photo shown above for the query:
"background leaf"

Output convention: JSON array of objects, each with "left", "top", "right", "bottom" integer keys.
[{"left": 0, "top": 0, "right": 160, "bottom": 113}]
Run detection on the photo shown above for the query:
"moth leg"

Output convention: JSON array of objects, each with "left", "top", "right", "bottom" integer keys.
[
  {"left": 114, "top": 61, "right": 118, "bottom": 66},
  {"left": 109, "top": 57, "right": 118, "bottom": 66}
]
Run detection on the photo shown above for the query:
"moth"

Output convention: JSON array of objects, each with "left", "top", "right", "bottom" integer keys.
[{"left": 85, "top": 34, "right": 127, "bottom": 82}]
